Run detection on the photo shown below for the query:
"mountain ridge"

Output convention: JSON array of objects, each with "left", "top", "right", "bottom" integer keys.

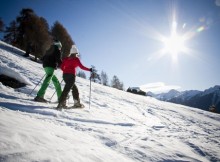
[{"left": 144, "top": 86, "right": 220, "bottom": 112}]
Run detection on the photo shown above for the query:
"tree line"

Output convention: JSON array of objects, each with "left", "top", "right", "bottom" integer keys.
[
  {"left": 0, "top": 8, "right": 74, "bottom": 60},
  {"left": 77, "top": 66, "right": 124, "bottom": 90},
  {"left": 0, "top": 8, "right": 124, "bottom": 91}
]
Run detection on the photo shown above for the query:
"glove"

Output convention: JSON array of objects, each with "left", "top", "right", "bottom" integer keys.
[{"left": 90, "top": 68, "right": 93, "bottom": 72}]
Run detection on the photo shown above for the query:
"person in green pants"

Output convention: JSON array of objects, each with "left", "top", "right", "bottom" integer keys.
[{"left": 34, "top": 40, "right": 62, "bottom": 102}]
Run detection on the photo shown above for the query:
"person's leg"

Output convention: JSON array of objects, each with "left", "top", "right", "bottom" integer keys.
[
  {"left": 71, "top": 76, "right": 81, "bottom": 106},
  {"left": 37, "top": 67, "right": 54, "bottom": 98},
  {"left": 51, "top": 75, "right": 62, "bottom": 100},
  {"left": 57, "top": 74, "right": 74, "bottom": 108},
  {"left": 72, "top": 84, "right": 79, "bottom": 101}
]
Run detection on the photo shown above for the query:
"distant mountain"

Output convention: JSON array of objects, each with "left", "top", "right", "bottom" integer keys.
[
  {"left": 159, "top": 90, "right": 201, "bottom": 102},
  {"left": 181, "top": 85, "right": 220, "bottom": 112},
  {"left": 154, "top": 89, "right": 181, "bottom": 101},
  {"left": 143, "top": 86, "right": 220, "bottom": 113}
]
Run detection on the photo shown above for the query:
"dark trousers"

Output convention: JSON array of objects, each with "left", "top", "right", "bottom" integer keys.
[{"left": 59, "top": 73, "right": 79, "bottom": 104}]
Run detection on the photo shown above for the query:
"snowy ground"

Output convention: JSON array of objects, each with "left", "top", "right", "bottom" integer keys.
[{"left": 0, "top": 41, "right": 220, "bottom": 162}]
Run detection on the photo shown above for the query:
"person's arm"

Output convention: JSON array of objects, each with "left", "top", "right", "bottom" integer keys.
[
  {"left": 54, "top": 46, "right": 62, "bottom": 67},
  {"left": 77, "top": 58, "right": 90, "bottom": 71}
]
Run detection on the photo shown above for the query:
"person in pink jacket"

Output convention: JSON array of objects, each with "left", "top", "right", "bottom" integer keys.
[{"left": 57, "top": 45, "right": 92, "bottom": 109}]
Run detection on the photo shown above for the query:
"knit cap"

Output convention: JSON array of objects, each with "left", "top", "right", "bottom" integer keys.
[
  {"left": 54, "top": 41, "right": 62, "bottom": 49},
  {"left": 70, "top": 45, "right": 79, "bottom": 54}
]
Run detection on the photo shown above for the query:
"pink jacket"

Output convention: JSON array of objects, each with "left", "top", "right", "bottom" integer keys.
[{"left": 61, "top": 57, "right": 90, "bottom": 75}]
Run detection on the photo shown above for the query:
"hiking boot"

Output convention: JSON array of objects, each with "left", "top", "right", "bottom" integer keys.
[
  {"left": 73, "top": 99, "right": 84, "bottom": 108},
  {"left": 73, "top": 102, "right": 81, "bottom": 107},
  {"left": 74, "top": 99, "right": 80, "bottom": 105},
  {"left": 34, "top": 96, "right": 48, "bottom": 103},
  {"left": 57, "top": 104, "right": 67, "bottom": 109},
  {"left": 57, "top": 100, "right": 67, "bottom": 109}
]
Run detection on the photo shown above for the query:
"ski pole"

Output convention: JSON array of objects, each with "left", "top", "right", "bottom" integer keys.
[
  {"left": 29, "top": 74, "right": 46, "bottom": 96},
  {"left": 89, "top": 73, "right": 92, "bottom": 109},
  {"left": 49, "top": 79, "right": 63, "bottom": 102}
]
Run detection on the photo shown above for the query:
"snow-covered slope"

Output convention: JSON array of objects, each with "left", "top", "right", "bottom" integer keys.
[{"left": 0, "top": 41, "right": 220, "bottom": 162}]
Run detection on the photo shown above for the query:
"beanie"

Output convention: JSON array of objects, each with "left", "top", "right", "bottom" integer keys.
[
  {"left": 53, "top": 41, "right": 62, "bottom": 49},
  {"left": 70, "top": 45, "right": 79, "bottom": 54}
]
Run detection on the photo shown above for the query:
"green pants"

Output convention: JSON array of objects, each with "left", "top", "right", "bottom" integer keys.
[{"left": 37, "top": 67, "right": 62, "bottom": 99}]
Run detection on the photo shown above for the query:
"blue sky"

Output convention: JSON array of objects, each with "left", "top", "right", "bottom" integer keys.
[{"left": 1, "top": 0, "right": 220, "bottom": 92}]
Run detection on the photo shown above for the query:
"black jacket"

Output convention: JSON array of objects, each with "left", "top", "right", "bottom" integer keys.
[{"left": 42, "top": 45, "right": 62, "bottom": 69}]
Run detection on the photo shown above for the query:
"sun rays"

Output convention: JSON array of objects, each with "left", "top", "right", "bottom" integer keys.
[
  {"left": 143, "top": 3, "right": 209, "bottom": 65},
  {"left": 161, "top": 21, "right": 188, "bottom": 63}
]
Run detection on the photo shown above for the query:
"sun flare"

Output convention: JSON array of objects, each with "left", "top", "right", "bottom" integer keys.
[
  {"left": 144, "top": 5, "right": 206, "bottom": 65},
  {"left": 163, "top": 33, "right": 186, "bottom": 56},
  {"left": 161, "top": 21, "right": 188, "bottom": 63}
]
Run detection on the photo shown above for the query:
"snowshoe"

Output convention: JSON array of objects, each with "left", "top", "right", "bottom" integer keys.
[
  {"left": 72, "top": 103, "right": 85, "bottom": 108},
  {"left": 56, "top": 101, "right": 68, "bottom": 110},
  {"left": 34, "top": 96, "right": 48, "bottom": 103},
  {"left": 56, "top": 105, "right": 68, "bottom": 110},
  {"left": 56, "top": 107, "right": 64, "bottom": 111},
  {"left": 55, "top": 104, "right": 84, "bottom": 110}
]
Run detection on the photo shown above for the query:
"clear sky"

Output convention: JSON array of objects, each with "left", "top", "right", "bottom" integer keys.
[{"left": 1, "top": 0, "right": 220, "bottom": 92}]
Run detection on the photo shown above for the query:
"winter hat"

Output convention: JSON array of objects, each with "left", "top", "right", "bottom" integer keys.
[
  {"left": 53, "top": 41, "right": 62, "bottom": 49},
  {"left": 70, "top": 45, "right": 79, "bottom": 54}
]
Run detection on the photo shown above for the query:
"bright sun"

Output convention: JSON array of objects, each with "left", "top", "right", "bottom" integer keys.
[
  {"left": 163, "top": 34, "right": 186, "bottom": 55},
  {"left": 146, "top": 6, "right": 205, "bottom": 65},
  {"left": 161, "top": 21, "right": 188, "bottom": 63}
]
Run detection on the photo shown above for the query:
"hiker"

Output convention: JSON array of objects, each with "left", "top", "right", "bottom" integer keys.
[
  {"left": 34, "top": 40, "right": 62, "bottom": 102},
  {"left": 57, "top": 45, "right": 92, "bottom": 109}
]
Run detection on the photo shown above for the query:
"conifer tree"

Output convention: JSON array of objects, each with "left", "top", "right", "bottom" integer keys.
[
  {"left": 2, "top": 8, "right": 74, "bottom": 60},
  {"left": 77, "top": 71, "right": 86, "bottom": 79},
  {"left": 111, "top": 75, "right": 124, "bottom": 90},
  {"left": 100, "top": 71, "right": 109, "bottom": 86},
  {"left": 127, "top": 87, "right": 132, "bottom": 92},
  {"left": 51, "top": 21, "right": 74, "bottom": 57},
  {"left": 0, "top": 18, "right": 4, "bottom": 32},
  {"left": 3, "top": 21, "right": 18, "bottom": 46},
  {"left": 14, "top": 8, "right": 51, "bottom": 59},
  {"left": 16, "top": 8, "right": 35, "bottom": 50},
  {"left": 28, "top": 15, "right": 51, "bottom": 59},
  {"left": 90, "top": 65, "right": 101, "bottom": 83}
]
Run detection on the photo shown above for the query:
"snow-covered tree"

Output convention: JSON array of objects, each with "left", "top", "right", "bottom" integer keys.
[
  {"left": 77, "top": 71, "right": 86, "bottom": 79},
  {"left": 111, "top": 75, "right": 124, "bottom": 90},
  {"left": 100, "top": 71, "right": 109, "bottom": 86}
]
